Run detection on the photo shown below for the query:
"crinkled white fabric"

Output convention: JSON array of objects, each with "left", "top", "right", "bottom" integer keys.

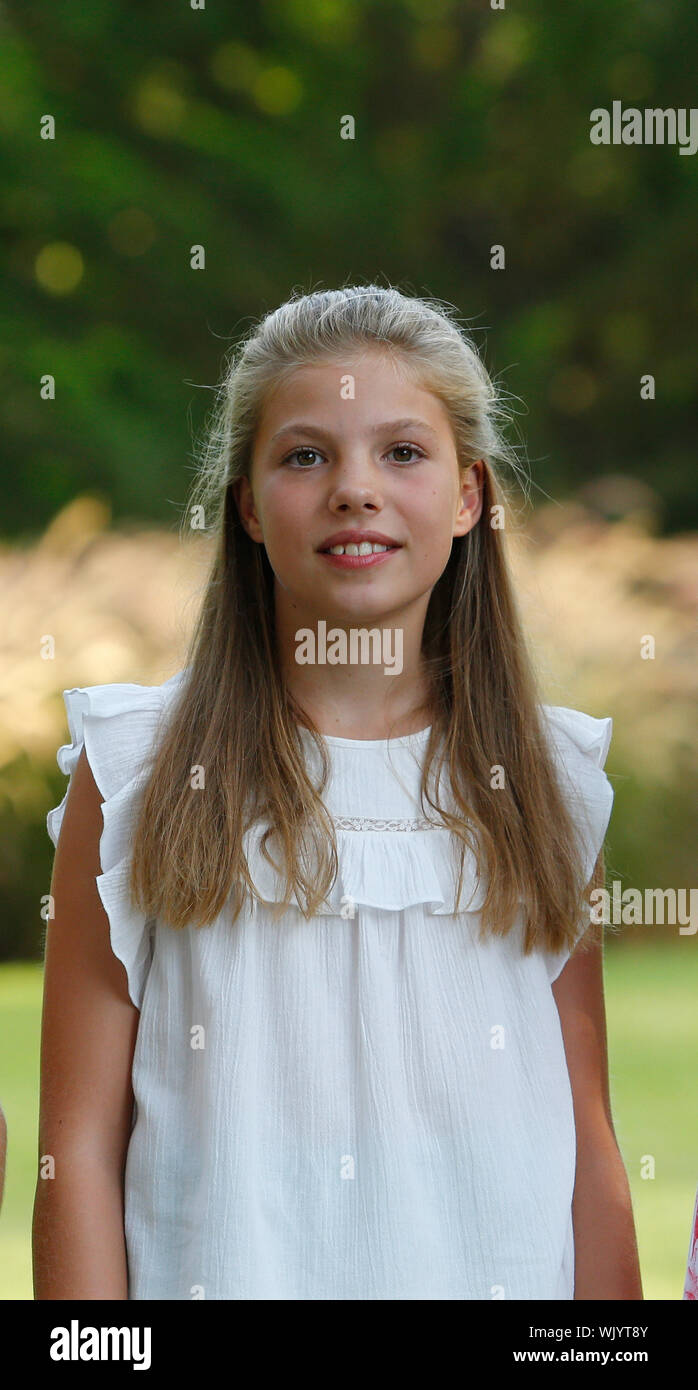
[{"left": 46, "top": 670, "right": 614, "bottom": 1300}]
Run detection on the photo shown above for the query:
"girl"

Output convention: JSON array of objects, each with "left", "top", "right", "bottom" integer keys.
[{"left": 34, "top": 285, "right": 643, "bottom": 1301}]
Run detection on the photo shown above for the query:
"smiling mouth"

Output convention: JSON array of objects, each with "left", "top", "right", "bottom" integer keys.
[
  {"left": 318, "top": 546, "right": 401, "bottom": 569},
  {"left": 318, "top": 543, "right": 401, "bottom": 555}
]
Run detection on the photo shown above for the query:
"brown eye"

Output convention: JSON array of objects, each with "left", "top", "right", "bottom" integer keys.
[
  {"left": 388, "top": 444, "right": 425, "bottom": 464},
  {"left": 283, "top": 447, "right": 323, "bottom": 468}
]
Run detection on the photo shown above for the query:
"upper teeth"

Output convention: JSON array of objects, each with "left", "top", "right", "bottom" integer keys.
[{"left": 327, "top": 542, "right": 391, "bottom": 555}]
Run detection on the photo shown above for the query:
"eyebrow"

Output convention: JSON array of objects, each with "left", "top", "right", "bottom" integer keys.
[{"left": 269, "top": 417, "right": 440, "bottom": 445}]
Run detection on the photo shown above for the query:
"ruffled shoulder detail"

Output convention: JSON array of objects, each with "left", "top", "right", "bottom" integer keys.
[
  {"left": 539, "top": 704, "right": 615, "bottom": 981},
  {"left": 541, "top": 703, "right": 613, "bottom": 774},
  {"left": 46, "top": 671, "right": 184, "bottom": 1008}
]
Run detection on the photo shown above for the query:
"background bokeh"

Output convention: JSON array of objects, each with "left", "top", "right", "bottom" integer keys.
[{"left": 1, "top": 0, "right": 696, "bottom": 1300}]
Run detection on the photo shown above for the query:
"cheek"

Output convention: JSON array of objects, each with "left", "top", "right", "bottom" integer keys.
[
  {"left": 261, "top": 477, "right": 310, "bottom": 539},
  {"left": 259, "top": 484, "right": 323, "bottom": 576},
  {"left": 407, "top": 482, "right": 454, "bottom": 534},
  {"left": 406, "top": 472, "right": 453, "bottom": 510},
  {"left": 409, "top": 489, "right": 458, "bottom": 568}
]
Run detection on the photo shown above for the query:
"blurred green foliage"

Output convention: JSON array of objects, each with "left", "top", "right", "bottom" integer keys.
[{"left": 2, "top": 0, "right": 697, "bottom": 537}]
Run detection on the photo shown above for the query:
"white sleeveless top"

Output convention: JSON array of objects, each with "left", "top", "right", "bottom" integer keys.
[{"left": 46, "top": 669, "right": 614, "bottom": 1301}]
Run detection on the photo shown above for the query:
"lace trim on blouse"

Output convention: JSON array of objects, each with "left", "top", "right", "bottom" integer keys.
[{"left": 333, "top": 815, "right": 444, "bottom": 832}]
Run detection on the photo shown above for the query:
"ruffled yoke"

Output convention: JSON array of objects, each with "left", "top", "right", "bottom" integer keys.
[{"left": 46, "top": 669, "right": 614, "bottom": 1007}]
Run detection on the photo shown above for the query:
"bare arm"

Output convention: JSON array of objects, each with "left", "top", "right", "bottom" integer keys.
[
  {"left": 552, "top": 851, "right": 643, "bottom": 1300},
  {"left": 33, "top": 747, "right": 141, "bottom": 1299}
]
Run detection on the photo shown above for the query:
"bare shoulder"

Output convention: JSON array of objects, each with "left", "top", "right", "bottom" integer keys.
[
  {"left": 47, "top": 746, "right": 131, "bottom": 996},
  {"left": 39, "top": 746, "right": 140, "bottom": 1171}
]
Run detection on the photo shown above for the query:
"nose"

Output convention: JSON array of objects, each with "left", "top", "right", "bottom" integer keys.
[{"left": 326, "top": 452, "right": 384, "bottom": 512}]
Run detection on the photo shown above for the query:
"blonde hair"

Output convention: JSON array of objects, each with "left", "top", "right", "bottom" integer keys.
[{"left": 130, "top": 284, "right": 598, "bottom": 958}]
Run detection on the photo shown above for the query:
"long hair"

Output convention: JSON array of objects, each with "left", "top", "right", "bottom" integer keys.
[{"left": 129, "top": 284, "right": 597, "bottom": 958}]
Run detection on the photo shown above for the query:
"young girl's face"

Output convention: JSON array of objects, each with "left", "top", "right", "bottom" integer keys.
[{"left": 238, "top": 347, "right": 482, "bottom": 626}]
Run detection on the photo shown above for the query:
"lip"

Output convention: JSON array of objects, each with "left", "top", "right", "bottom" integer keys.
[
  {"left": 318, "top": 547, "right": 401, "bottom": 571},
  {"left": 316, "top": 530, "right": 402, "bottom": 552}
]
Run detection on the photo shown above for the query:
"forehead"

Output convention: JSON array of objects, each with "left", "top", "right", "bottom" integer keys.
[{"left": 254, "top": 348, "right": 453, "bottom": 444}]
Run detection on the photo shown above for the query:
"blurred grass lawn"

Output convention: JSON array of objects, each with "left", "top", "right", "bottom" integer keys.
[{"left": 1, "top": 944, "right": 695, "bottom": 1301}]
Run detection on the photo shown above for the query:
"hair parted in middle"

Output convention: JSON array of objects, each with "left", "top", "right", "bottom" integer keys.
[{"left": 129, "top": 282, "right": 599, "bottom": 960}]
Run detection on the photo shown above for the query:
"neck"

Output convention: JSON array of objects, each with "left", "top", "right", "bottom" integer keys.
[{"left": 275, "top": 603, "right": 434, "bottom": 741}]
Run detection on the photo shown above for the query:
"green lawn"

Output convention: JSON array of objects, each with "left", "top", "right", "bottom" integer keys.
[{"left": 1, "top": 946, "right": 695, "bottom": 1300}]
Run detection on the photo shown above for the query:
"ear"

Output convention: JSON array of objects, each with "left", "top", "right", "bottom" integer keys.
[
  {"left": 231, "top": 476, "right": 264, "bottom": 544},
  {"left": 453, "top": 459, "right": 485, "bottom": 539}
]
